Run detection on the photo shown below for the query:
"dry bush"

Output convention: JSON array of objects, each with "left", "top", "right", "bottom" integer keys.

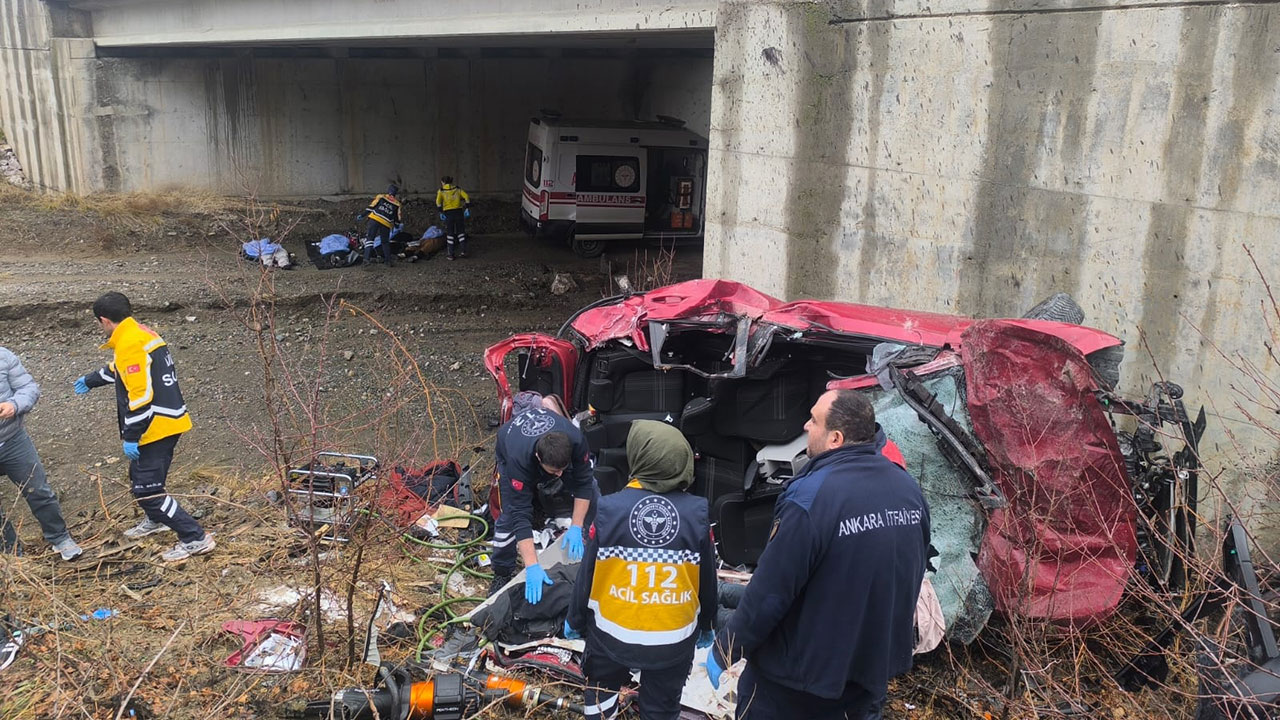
[{"left": 625, "top": 240, "right": 678, "bottom": 293}]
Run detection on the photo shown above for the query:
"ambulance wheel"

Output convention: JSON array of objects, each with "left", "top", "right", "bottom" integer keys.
[{"left": 571, "top": 234, "right": 603, "bottom": 258}]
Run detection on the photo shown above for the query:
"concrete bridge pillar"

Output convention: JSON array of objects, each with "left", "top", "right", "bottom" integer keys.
[{"left": 0, "top": 0, "right": 103, "bottom": 192}]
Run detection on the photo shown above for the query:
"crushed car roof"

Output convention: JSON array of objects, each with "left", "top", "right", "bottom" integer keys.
[{"left": 567, "top": 278, "right": 1122, "bottom": 356}]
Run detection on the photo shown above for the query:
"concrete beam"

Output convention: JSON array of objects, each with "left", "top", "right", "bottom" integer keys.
[{"left": 68, "top": 0, "right": 718, "bottom": 47}]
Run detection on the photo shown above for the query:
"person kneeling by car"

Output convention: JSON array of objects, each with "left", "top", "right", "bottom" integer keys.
[
  {"left": 489, "top": 393, "right": 598, "bottom": 601},
  {"left": 565, "top": 420, "right": 717, "bottom": 720}
]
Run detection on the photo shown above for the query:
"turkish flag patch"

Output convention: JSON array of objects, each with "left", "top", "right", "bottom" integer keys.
[
  {"left": 511, "top": 479, "right": 524, "bottom": 492},
  {"left": 126, "top": 364, "right": 141, "bottom": 374}
]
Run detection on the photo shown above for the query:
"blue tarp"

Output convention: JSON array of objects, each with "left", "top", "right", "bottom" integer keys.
[
  {"left": 318, "top": 234, "right": 351, "bottom": 254},
  {"left": 243, "top": 238, "right": 283, "bottom": 258}
]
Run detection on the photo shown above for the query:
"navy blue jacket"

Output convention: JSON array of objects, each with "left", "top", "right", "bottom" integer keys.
[
  {"left": 714, "top": 431, "right": 930, "bottom": 699},
  {"left": 494, "top": 409, "right": 594, "bottom": 544}
]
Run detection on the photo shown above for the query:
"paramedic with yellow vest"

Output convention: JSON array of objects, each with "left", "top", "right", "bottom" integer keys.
[
  {"left": 362, "top": 184, "right": 402, "bottom": 267},
  {"left": 75, "top": 292, "right": 215, "bottom": 563},
  {"left": 566, "top": 420, "right": 717, "bottom": 720},
  {"left": 435, "top": 175, "right": 471, "bottom": 260}
]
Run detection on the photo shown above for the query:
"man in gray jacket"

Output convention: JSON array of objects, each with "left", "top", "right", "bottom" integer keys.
[{"left": 0, "top": 347, "right": 82, "bottom": 561}]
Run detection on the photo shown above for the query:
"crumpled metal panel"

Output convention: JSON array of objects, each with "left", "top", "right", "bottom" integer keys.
[
  {"left": 962, "top": 320, "right": 1136, "bottom": 624},
  {"left": 569, "top": 280, "right": 1123, "bottom": 357},
  {"left": 570, "top": 279, "right": 781, "bottom": 351}
]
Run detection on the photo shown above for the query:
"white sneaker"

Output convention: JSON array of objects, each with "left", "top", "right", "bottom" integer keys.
[
  {"left": 123, "top": 519, "right": 170, "bottom": 539},
  {"left": 0, "top": 630, "right": 23, "bottom": 671},
  {"left": 53, "top": 537, "right": 83, "bottom": 562},
  {"left": 161, "top": 534, "right": 215, "bottom": 562}
]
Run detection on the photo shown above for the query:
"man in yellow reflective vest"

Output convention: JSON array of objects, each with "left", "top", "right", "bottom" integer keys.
[
  {"left": 362, "top": 184, "right": 403, "bottom": 268},
  {"left": 75, "top": 292, "right": 214, "bottom": 563},
  {"left": 435, "top": 175, "right": 471, "bottom": 260}
]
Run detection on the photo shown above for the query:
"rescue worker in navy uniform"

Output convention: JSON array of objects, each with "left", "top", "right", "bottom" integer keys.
[
  {"left": 706, "top": 389, "right": 930, "bottom": 720},
  {"left": 565, "top": 421, "right": 717, "bottom": 720},
  {"left": 74, "top": 292, "right": 215, "bottom": 563},
  {"left": 434, "top": 175, "right": 471, "bottom": 260},
  {"left": 361, "top": 184, "right": 402, "bottom": 267},
  {"left": 490, "top": 398, "right": 598, "bottom": 603}
]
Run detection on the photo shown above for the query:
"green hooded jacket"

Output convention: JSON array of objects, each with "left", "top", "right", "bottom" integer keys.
[{"left": 625, "top": 419, "right": 694, "bottom": 494}]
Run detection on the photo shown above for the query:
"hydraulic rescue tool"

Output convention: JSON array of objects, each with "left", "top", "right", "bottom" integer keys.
[{"left": 302, "top": 664, "right": 585, "bottom": 719}]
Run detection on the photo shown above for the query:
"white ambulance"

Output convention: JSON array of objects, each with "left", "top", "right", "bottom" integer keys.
[{"left": 519, "top": 114, "right": 708, "bottom": 257}]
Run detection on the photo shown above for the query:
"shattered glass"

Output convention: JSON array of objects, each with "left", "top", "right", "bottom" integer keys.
[{"left": 867, "top": 367, "right": 994, "bottom": 644}]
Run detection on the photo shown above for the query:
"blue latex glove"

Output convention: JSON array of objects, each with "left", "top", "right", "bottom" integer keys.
[
  {"left": 697, "top": 629, "right": 715, "bottom": 649},
  {"left": 705, "top": 652, "right": 725, "bottom": 689},
  {"left": 524, "top": 563, "right": 553, "bottom": 605},
  {"left": 561, "top": 525, "right": 585, "bottom": 562},
  {"left": 439, "top": 212, "right": 447, "bottom": 221},
  {"left": 74, "top": 377, "right": 90, "bottom": 395},
  {"left": 122, "top": 441, "right": 140, "bottom": 460},
  {"left": 464, "top": 208, "right": 471, "bottom": 219},
  {"left": 563, "top": 619, "right": 581, "bottom": 640}
]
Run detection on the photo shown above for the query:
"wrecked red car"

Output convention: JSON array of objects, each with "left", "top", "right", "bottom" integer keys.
[{"left": 485, "top": 280, "right": 1204, "bottom": 641}]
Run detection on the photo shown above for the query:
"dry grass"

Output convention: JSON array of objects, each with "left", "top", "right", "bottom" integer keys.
[
  {"left": 0, "top": 465, "right": 496, "bottom": 720},
  {"left": 1, "top": 181, "right": 229, "bottom": 216}
]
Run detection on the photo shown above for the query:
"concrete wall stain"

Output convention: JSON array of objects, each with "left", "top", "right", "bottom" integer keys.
[
  {"left": 93, "top": 60, "right": 120, "bottom": 190},
  {"left": 1193, "top": 11, "right": 1280, "bottom": 376},
  {"left": 785, "top": 2, "right": 855, "bottom": 300},
  {"left": 961, "top": 10, "right": 1102, "bottom": 318},
  {"left": 855, "top": 2, "right": 893, "bottom": 303},
  {"left": 337, "top": 59, "right": 359, "bottom": 194},
  {"left": 1136, "top": 8, "right": 1219, "bottom": 382}
]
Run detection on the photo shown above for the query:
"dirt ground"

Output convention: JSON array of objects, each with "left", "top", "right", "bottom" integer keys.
[
  {"left": 0, "top": 191, "right": 703, "bottom": 519},
  {"left": 0, "top": 188, "right": 1211, "bottom": 720},
  {"left": 0, "top": 189, "right": 708, "bottom": 719}
]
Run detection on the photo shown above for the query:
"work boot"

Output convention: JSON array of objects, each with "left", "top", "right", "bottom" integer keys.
[
  {"left": 458, "top": 240, "right": 468, "bottom": 258},
  {"left": 161, "top": 534, "right": 216, "bottom": 562},
  {"left": 124, "top": 518, "right": 170, "bottom": 539},
  {"left": 488, "top": 570, "right": 514, "bottom": 598},
  {"left": 52, "top": 537, "right": 83, "bottom": 562}
]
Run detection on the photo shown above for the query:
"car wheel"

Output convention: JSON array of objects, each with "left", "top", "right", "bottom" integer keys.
[{"left": 571, "top": 234, "right": 603, "bottom": 259}]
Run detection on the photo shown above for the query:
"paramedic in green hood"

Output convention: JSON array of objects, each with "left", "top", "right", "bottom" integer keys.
[{"left": 566, "top": 420, "right": 716, "bottom": 720}]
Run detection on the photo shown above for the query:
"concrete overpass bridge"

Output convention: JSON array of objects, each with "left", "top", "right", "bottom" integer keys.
[{"left": 3, "top": 0, "right": 1280, "bottom": 503}]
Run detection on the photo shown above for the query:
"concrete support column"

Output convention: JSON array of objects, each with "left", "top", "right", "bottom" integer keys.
[
  {"left": 704, "top": 0, "right": 1280, "bottom": 514},
  {"left": 0, "top": 0, "right": 100, "bottom": 192},
  {"left": 704, "top": 1, "right": 807, "bottom": 295}
]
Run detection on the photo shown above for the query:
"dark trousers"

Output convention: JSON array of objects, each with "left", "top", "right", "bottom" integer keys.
[
  {"left": 443, "top": 209, "right": 467, "bottom": 255},
  {"left": 736, "top": 663, "right": 885, "bottom": 720},
  {"left": 491, "top": 479, "right": 599, "bottom": 577},
  {"left": 0, "top": 428, "right": 69, "bottom": 549},
  {"left": 130, "top": 434, "right": 204, "bottom": 543},
  {"left": 583, "top": 645, "right": 693, "bottom": 720},
  {"left": 363, "top": 220, "right": 394, "bottom": 265}
]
